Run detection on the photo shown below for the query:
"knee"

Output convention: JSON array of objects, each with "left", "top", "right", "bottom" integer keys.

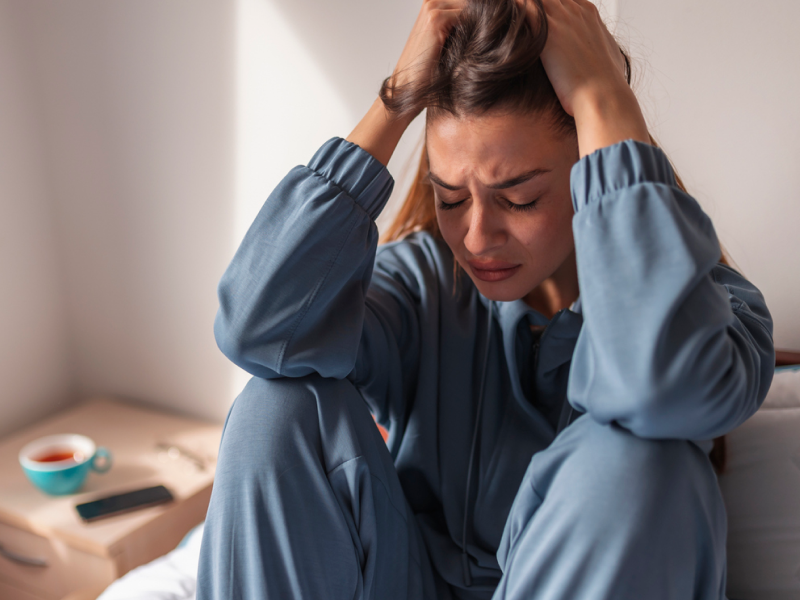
[
  {"left": 533, "top": 415, "right": 717, "bottom": 513},
  {"left": 218, "top": 375, "right": 377, "bottom": 482},
  {"left": 578, "top": 414, "right": 704, "bottom": 477},
  {"left": 499, "top": 417, "right": 727, "bottom": 597},
  {"left": 217, "top": 375, "right": 326, "bottom": 479}
]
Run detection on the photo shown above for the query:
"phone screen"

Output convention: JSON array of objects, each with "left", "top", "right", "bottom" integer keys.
[{"left": 75, "top": 485, "right": 174, "bottom": 522}]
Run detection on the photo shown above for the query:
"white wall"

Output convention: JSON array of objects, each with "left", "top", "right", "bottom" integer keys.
[
  {"left": 617, "top": 0, "right": 800, "bottom": 350},
  {"left": 0, "top": 1, "right": 73, "bottom": 438},
  {"left": 6, "top": 0, "right": 238, "bottom": 428},
  {"left": 2, "top": 0, "right": 798, "bottom": 438},
  {"left": 0, "top": 0, "right": 426, "bottom": 435}
]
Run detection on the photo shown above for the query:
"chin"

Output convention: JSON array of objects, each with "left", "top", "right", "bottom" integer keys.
[{"left": 467, "top": 276, "right": 531, "bottom": 303}]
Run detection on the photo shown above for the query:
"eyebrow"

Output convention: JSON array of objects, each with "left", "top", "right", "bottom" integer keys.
[{"left": 426, "top": 168, "right": 551, "bottom": 191}]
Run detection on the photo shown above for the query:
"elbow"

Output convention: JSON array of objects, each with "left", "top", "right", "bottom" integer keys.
[
  {"left": 628, "top": 320, "right": 773, "bottom": 439},
  {"left": 617, "top": 389, "right": 743, "bottom": 441},
  {"left": 214, "top": 309, "right": 247, "bottom": 365},
  {"left": 575, "top": 312, "right": 774, "bottom": 440},
  {"left": 212, "top": 307, "right": 343, "bottom": 380},
  {"left": 617, "top": 357, "right": 769, "bottom": 440},
  {"left": 213, "top": 310, "right": 283, "bottom": 379},
  {"left": 607, "top": 383, "right": 713, "bottom": 440}
]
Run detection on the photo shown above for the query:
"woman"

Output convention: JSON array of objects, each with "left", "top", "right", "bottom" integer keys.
[{"left": 198, "top": 0, "right": 774, "bottom": 598}]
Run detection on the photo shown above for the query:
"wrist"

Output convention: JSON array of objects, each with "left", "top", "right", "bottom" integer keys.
[{"left": 346, "top": 97, "right": 414, "bottom": 167}]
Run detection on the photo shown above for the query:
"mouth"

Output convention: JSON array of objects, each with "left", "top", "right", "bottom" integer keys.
[{"left": 466, "top": 259, "right": 522, "bottom": 283}]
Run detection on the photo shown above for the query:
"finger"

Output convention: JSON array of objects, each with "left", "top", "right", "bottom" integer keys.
[
  {"left": 595, "top": 13, "right": 627, "bottom": 77},
  {"left": 523, "top": 0, "right": 561, "bottom": 27},
  {"left": 427, "top": 0, "right": 467, "bottom": 9},
  {"left": 538, "top": 0, "right": 571, "bottom": 25},
  {"left": 540, "top": 0, "right": 568, "bottom": 10},
  {"left": 434, "top": 7, "right": 466, "bottom": 22}
]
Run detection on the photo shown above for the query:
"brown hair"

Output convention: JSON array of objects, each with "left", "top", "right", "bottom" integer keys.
[{"left": 378, "top": 0, "right": 729, "bottom": 472}]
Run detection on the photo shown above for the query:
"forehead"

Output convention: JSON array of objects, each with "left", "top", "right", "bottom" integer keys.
[{"left": 426, "top": 110, "right": 572, "bottom": 183}]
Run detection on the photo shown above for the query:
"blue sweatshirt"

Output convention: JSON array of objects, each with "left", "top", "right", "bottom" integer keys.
[{"left": 213, "top": 136, "right": 774, "bottom": 595}]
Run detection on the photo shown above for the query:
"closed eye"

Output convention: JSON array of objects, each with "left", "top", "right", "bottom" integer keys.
[
  {"left": 503, "top": 196, "right": 541, "bottom": 212},
  {"left": 436, "top": 195, "right": 542, "bottom": 212},
  {"left": 437, "top": 198, "right": 466, "bottom": 211}
]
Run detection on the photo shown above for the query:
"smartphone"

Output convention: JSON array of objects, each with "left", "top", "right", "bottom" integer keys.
[{"left": 75, "top": 485, "right": 174, "bottom": 522}]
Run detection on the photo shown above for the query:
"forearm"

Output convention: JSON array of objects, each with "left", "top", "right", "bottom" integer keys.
[
  {"left": 567, "top": 140, "right": 774, "bottom": 439},
  {"left": 573, "top": 85, "right": 651, "bottom": 159},
  {"left": 346, "top": 97, "right": 415, "bottom": 167}
]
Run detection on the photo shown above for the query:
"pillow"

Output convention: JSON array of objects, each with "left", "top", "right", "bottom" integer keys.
[{"left": 719, "top": 366, "right": 800, "bottom": 600}]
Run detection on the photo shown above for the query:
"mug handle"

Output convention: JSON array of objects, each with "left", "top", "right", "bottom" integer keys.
[{"left": 91, "top": 447, "right": 113, "bottom": 473}]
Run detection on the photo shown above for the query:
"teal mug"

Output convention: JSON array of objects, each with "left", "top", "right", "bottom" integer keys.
[{"left": 19, "top": 434, "right": 112, "bottom": 496}]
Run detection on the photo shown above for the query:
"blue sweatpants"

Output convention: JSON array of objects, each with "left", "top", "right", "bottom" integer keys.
[{"left": 196, "top": 375, "right": 728, "bottom": 599}]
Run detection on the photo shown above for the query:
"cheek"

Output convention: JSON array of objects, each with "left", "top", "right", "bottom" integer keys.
[
  {"left": 514, "top": 206, "right": 574, "bottom": 255},
  {"left": 436, "top": 210, "right": 467, "bottom": 252}
]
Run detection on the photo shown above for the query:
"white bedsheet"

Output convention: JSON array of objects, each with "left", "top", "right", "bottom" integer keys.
[{"left": 97, "top": 522, "right": 204, "bottom": 600}]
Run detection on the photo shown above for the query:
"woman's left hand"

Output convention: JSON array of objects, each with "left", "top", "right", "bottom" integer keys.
[{"left": 517, "top": 0, "right": 650, "bottom": 157}]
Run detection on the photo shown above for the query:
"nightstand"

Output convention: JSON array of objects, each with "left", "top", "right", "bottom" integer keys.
[{"left": 0, "top": 397, "right": 222, "bottom": 600}]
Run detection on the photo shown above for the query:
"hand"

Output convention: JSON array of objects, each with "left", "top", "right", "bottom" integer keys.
[
  {"left": 517, "top": 0, "right": 650, "bottom": 157},
  {"left": 347, "top": 1, "right": 466, "bottom": 166},
  {"left": 390, "top": 0, "right": 467, "bottom": 98},
  {"left": 518, "top": 0, "right": 626, "bottom": 115}
]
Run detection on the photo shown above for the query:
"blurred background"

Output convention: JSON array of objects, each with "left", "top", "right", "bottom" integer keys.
[{"left": 1, "top": 0, "right": 798, "bottom": 437}]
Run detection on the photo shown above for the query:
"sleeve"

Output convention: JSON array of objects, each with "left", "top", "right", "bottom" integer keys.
[
  {"left": 213, "top": 136, "right": 422, "bottom": 425},
  {"left": 566, "top": 139, "right": 775, "bottom": 440}
]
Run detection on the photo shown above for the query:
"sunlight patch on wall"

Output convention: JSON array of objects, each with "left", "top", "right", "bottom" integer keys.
[{"left": 230, "top": 0, "right": 351, "bottom": 397}]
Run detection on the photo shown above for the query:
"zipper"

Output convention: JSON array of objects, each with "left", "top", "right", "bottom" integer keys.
[
  {"left": 461, "top": 300, "right": 493, "bottom": 588},
  {"left": 534, "top": 309, "right": 580, "bottom": 434},
  {"left": 531, "top": 308, "right": 566, "bottom": 392},
  {"left": 461, "top": 306, "right": 566, "bottom": 588}
]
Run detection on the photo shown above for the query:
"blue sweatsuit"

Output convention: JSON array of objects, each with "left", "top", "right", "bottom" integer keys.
[{"left": 197, "top": 137, "right": 774, "bottom": 599}]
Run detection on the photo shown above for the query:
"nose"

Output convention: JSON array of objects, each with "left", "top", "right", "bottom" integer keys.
[{"left": 463, "top": 197, "right": 506, "bottom": 257}]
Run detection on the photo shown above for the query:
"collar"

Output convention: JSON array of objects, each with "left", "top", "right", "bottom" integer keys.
[{"left": 485, "top": 294, "right": 584, "bottom": 426}]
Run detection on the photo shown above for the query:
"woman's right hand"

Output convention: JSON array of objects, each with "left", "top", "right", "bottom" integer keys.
[
  {"left": 390, "top": 0, "right": 467, "bottom": 96},
  {"left": 347, "top": 0, "right": 466, "bottom": 167}
]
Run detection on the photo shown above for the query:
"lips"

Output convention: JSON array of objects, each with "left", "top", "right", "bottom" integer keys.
[{"left": 466, "top": 259, "right": 522, "bottom": 283}]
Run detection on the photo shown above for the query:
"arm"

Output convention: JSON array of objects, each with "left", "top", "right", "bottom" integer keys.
[
  {"left": 213, "top": 135, "right": 432, "bottom": 430},
  {"left": 567, "top": 139, "right": 774, "bottom": 440},
  {"left": 215, "top": 0, "right": 465, "bottom": 427},
  {"left": 214, "top": 41, "right": 410, "bottom": 380},
  {"left": 214, "top": 136, "right": 395, "bottom": 381},
  {"left": 525, "top": 0, "right": 773, "bottom": 438}
]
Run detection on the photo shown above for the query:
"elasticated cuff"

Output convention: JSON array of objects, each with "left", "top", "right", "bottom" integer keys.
[
  {"left": 307, "top": 137, "right": 396, "bottom": 220},
  {"left": 570, "top": 139, "right": 678, "bottom": 212}
]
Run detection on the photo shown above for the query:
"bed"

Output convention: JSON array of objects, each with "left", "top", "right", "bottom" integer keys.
[{"left": 78, "top": 350, "right": 800, "bottom": 600}]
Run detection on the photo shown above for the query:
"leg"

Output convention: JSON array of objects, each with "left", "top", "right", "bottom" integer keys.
[
  {"left": 196, "top": 374, "right": 439, "bottom": 600},
  {"left": 493, "top": 414, "right": 728, "bottom": 600}
]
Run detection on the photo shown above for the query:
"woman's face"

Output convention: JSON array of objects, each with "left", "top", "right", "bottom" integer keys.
[{"left": 427, "top": 109, "right": 579, "bottom": 304}]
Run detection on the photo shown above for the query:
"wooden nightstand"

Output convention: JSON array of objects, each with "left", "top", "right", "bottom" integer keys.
[{"left": 0, "top": 397, "right": 222, "bottom": 600}]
